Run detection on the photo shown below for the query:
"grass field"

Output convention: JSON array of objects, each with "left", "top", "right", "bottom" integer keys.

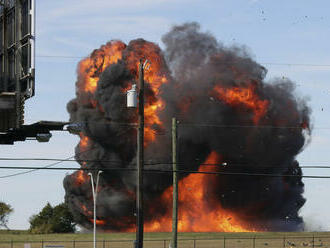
[{"left": 0, "top": 230, "right": 330, "bottom": 248}]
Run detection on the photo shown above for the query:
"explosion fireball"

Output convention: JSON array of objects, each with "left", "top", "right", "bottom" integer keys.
[{"left": 64, "top": 23, "right": 311, "bottom": 232}]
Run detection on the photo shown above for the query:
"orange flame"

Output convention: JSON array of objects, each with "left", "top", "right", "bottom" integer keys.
[
  {"left": 81, "top": 204, "right": 92, "bottom": 216},
  {"left": 74, "top": 170, "right": 88, "bottom": 186},
  {"left": 75, "top": 41, "right": 256, "bottom": 232},
  {"left": 125, "top": 41, "right": 168, "bottom": 144},
  {"left": 89, "top": 219, "right": 106, "bottom": 225},
  {"left": 77, "top": 40, "right": 168, "bottom": 147},
  {"left": 213, "top": 84, "right": 268, "bottom": 124},
  {"left": 143, "top": 151, "right": 255, "bottom": 232},
  {"left": 78, "top": 41, "right": 126, "bottom": 94},
  {"left": 79, "top": 133, "right": 89, "bottom": 152},
  {"left": 82, "top": 205, "right": 106, "bottom": 226}
]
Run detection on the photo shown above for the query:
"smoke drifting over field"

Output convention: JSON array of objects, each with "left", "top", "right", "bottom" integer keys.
[{"left": 64, "top": 22, "right": 311, "bottom": 232}]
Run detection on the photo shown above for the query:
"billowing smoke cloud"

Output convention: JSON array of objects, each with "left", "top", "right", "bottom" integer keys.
[{"left": 64, "top": 22, "right": 311, "bottom": 232}]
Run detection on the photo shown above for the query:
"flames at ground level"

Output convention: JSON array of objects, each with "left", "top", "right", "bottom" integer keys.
[
  {"left": 143, "top": 152, "right": 255, "bottom": 232},
  {"left": 73, "top": 151, "right": 256, "bottom": 232}
]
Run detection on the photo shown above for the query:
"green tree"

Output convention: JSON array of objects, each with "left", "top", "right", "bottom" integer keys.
[
  {"left": 51, "top": 203, "right": 76, "bottom": 233},
  {"left": 29, "top": 202, "right": 53, "bottom": 233},
  {"left": 29, "top": 202, "right": 75, "bottom": 234},
  {"left": 0, "top": 202, "right": 13, "bottom": 229}
]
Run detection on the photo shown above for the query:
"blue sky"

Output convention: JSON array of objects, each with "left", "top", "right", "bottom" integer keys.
[{"left": 1, "top": 0, "right": 330, "bottom": 230}]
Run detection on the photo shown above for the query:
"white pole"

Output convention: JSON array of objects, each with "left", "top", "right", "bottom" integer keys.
[{"left": 88, "top": 171, "right": 103, "bottom": 248}]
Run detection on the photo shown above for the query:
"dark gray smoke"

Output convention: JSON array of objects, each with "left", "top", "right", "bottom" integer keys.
[{"left": 64, "top": 22, "right": 311, "bottom": 231}]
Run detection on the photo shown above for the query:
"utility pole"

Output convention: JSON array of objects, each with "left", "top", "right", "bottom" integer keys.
[
  {"left": 127, "top": 59, "right": 149, "bottom": 248},
  {"left": 136, "top": 59, "right": 145, "bottom": 248},
  {"left": 171, "top": 117, "right": 178, "bottom": 248}
]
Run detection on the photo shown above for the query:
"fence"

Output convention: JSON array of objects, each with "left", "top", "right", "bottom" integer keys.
[{"left": 0, "top": 236, "right": 328, "bottom": 248}]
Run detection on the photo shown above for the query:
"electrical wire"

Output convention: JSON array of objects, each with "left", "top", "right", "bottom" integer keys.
[
  {"left": 65, "top": 120, "right": 323, "bottom": 130},
  {"left": 0, "top": 166, "right": 328, "bottom": 179},
  {"left": 0, "top": 157, "right": 325, "bottom": 166},
  {"left": 177, "top": 123, "right": 313, "bottom": 129},
  {"left": 35, "top": 55, "right": 330, "bottom": 68},
  {"left": 0, "top": 148, "right": 96, "bottom": 179},
  {"left": 0, "top": 158, "right": 330, "bottom": 169},
  {"left": 0, "top": 156, "right": 76, "bottom": 179}
]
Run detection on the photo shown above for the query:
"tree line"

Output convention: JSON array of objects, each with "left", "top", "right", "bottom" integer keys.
[{"left": 0, "top": 201, "right": 75, "bottom": 233}]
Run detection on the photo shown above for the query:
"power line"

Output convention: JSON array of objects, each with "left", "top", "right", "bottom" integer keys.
[
  {"left": 0, "top": 156, "right": 75, "bottom": 179},
  {"left": 0, "top": 148, "right": 95, "bottom": 179},
  {"left": 35, "top": 54, "right": 330, "bottom": 68},
  {"left": 178, "top": 123, "right": 314, "bottom": 129},
  {"left": 67, "top": 120, "right": 323, "bottom": 130},
  {"left": 0, "top": 157, "right": 330, "bottom": 168},
  {"left": 0, "top": 166, "right": 329, "bottom": 179}
]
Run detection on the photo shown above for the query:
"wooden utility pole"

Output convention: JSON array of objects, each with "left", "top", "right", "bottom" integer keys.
[
  {"left": 136, "top": 59, "right": 145, "bottom": 248},
  {"left": 172, "top": 117, "right": 178, "bottom": 248}
]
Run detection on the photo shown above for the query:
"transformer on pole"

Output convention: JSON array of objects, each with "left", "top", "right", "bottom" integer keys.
[
  {"left": 127, "top": 84, "right": 137, "bottom": 108},
  {"left": 126, "top": 59, "right": 150, "bottom": 248}
]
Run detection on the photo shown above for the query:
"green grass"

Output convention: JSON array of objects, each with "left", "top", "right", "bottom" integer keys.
[
  {"left": 1, "top": 230, "right": 330, "bottom": 241},
  {"left": 1, "top": 230, "right": 330, "bottom": 248}
]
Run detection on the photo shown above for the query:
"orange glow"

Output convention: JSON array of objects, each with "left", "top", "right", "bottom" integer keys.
[
  {"left": 89, "top": 219, "right": 106, "bottom": 225},
  {"left": 75, "top": 41, "right": 259, "bottom": 232},
  {"left": 78, "top": 41, "right": 126, "bottom": 94},
  {"left": 213, "top": 85, "right": 268, "bottom": 124},
  {"left": 77, "top": 40, "right": 168, "bottom": 147},
  {"left": 143, "top": 151, "right": 255, "bottom": 232},
  {"left": 79, "top": 133, "right": 89, "bottom": 152},
  {"left": 81, "top": 204, "right": 92, "bottom": 216},
  {"left": 82, "top": 206, "right": 106, "bottom": 225},
  {"left": 125, "top": 42, "right": 168, "bottom": 145},
  {"left": 75, "top": 170, "right": 88, "bottom": 186}
]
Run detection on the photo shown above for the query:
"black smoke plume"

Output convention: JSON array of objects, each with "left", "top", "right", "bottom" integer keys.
[{"left": 64, "top": 22, "right": 311, "bottom": 231}]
